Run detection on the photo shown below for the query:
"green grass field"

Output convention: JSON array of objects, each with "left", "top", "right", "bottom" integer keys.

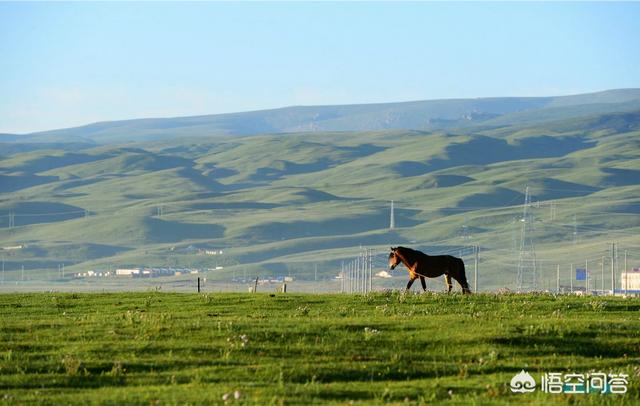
[{"left": 1, "top": 292, "right": 638, "bottom": 404}]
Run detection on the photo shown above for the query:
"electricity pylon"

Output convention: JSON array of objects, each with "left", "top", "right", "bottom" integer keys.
[{"left": 516, "top": 186, "right": 538, "bottom": 291}]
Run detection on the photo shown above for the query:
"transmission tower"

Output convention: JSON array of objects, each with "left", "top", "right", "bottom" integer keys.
[
  {"left": 516, "top": 186, "right": 538, "bottom": 291},
  {"left": 461, "top": 215, "right": 470, "bottom": 241},
  {"left": 389, "top": 200, "right": 395, "bottom": 229}
]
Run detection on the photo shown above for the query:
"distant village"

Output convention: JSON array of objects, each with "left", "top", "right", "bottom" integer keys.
[
  {"left": 75, "top": 267, "right": 295, "bottom": 285},
  {"left": 75, "top": 267, "right": 220, "bottom": 278},
  {"left": 74, "top": 246, "right": 226, "bottom": 278}
]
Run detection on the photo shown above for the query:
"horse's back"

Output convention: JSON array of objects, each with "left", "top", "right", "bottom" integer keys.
[{"left": 432, "top": 254, "right": 461, "bottom": 266}]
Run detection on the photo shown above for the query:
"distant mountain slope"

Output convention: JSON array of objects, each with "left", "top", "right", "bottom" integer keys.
[
  {"left": 1, "top": 104, "right": 639, "bottom": 291},
  {"left": 6, "top": 88, "right": 640, "bottom": 144}
]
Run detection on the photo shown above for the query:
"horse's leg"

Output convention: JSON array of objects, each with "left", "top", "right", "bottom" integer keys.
[
  {"left": 452, "top": 259, "right": 472, "bottom": 294},
  {"left": 444, "top": 274, "right": 453, "bottom": 293},
  {"left": 419, "top": 276, "right": 427, "bottom": 292},
  {"left": 452, "top": 274, "right": 471, "bottom": 294},
  {"left": 406, "top": 277, "right": 417, "bottom": 291}
]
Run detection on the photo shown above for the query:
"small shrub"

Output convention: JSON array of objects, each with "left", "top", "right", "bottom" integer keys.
[
  {"left": 587, "top": 300, "right": 607, "bottom": 312},
  {"left": 109, "top": 361, "right": 126, "bottom": 377},
  {"left": 364, "top": 327, "right": 380, "bottom": 341},
  {"left": 296, "top": 305, "right": 310, "bottom": 317},
  {"left": 62, "top": 355, "right": 81, "bottom": 375}
]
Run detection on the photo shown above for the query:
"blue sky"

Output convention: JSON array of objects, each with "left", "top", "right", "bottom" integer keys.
[{"left": 1, "top": 2, "right": 639, "bottom": 133}]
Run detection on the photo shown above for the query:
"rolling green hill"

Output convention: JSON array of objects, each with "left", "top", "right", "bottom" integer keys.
[{"left": 1, "top": 96, "right": 639, "bottom": 292}]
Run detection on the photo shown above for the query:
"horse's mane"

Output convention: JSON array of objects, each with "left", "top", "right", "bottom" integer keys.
[{"left": 396, "top": 246, "right": 430, "bottom": 260}]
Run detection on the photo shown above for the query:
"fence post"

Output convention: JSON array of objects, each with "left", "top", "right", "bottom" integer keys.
[{"left": 474, "top": 245, "right": 479, "bottom": 293}]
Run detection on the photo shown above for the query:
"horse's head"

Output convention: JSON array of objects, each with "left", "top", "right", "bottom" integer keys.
[{"left": 388, "top": 247, "right": 401, "bottom": 270}]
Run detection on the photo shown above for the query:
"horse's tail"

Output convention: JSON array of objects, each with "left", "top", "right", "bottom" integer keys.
[{"left": 457, "top": 258, "right": 472, "bottom": 294}]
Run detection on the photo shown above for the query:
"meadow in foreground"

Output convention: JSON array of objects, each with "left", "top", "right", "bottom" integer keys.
[{"left": 0, "top": 292, "right": 638, "bottom": 404}]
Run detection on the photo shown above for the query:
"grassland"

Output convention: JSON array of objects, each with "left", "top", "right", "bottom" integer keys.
[{"left": 0, "top": 292, "right": 638, "bottom": 404}]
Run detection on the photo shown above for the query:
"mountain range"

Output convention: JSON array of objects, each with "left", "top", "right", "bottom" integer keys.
[{"left": 4, "top": 88, "right": 640, "bottom": 144}]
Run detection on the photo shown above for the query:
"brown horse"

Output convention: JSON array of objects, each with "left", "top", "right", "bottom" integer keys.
[{"left": 388, "top": 246, "right": 471, "bottom": 294}]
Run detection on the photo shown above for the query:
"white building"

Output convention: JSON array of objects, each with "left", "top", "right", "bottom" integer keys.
[
  {"left": 621, "top": 270, "right": 640, "bottom": 291},
  {"left": 116, "top": 268, "right": 141, "bottom": 277}
]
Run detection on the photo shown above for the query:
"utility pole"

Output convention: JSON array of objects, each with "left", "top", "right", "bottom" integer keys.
[
  {"left": 359, "top": 251, "right": 362, "bottom": 294},
  {"left": 359, "top": 253, "right": 362, "bottom": 294},
  {"left": 389, "top": 201, "right": 395, "bottom": 229},
  {"left": 611, "top": 242, "right": 615, "bottom": 294},
  {"left": 361, "top": 251, "right": 364, "bottom": 294},
  {"left": 615, "top": 242, "right": 619, "bottom": 292},
  {"left": 365, "top": 249, "right": 368, "bottom": 293},
  {"left": 363, "top": 249, "right": 367, "bottom": 294},
  {"left": 345, "top": 262, "right": 348, "bottom": 294},
  {"left": 359, "top": 251, "right": 363, "bottom": 294},
  {"left": 368, "top": 249, "right": 373, "bottom": 293},
  {"left": 344, "top": 261, "right": 347, "bottom": 294},
  {"left": 585, "top": 260, "right": 589, "bottom": 293},
  {"left": 570, "top": 263, "right": 573, "bottom": 293},
  {"left": 351, "top": 261, "right": 354, "bottom": 294},
  {"left": 346, "top": 263, "right": 349, "bottom": 294},
  {"left": 354, "top": 257, "right": 358, "bottom": 293},
  {"left": 624, "top": 250, "right": 628, "bottom": 295},
  {"left": 360, "top": 253, "right": 363, "bottom": 294},
  {"left": 601, "top": 256, "right": 605, "bottom": 295},
  {"left": 474, "top": 245, "right": 479, "bottom": 293},
  {"left": 350, "top": 261, "right": 353, "bottom": 294},
  {"left": 364, "top": 249, "right": 368, "bottom": 293},
  {"left": 556, "top": 264, "right": 560, "bottom": 293}
]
